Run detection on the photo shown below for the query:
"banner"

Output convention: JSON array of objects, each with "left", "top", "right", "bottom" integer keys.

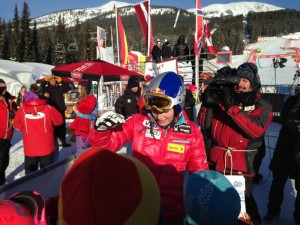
[
  {"left": 225, "top": 175, "right": 246, "bottom": 221},
  {"left": 134, "top": 0, "right": 154, "bottom": 57},
  {"left": 194, "top": 0, "right": 205, "bottom": 55},
  {"left": 144, "top": 59, "right": 177, "bottom": 77},
  {"left": 97, "top": 26, "right": 106, "bottom": 58},
  {"left": 96, "top": 46, "right": 114, "bottom": 64},
  {"left": 117, "top": 13, "right": 128, "bottom": 65}
]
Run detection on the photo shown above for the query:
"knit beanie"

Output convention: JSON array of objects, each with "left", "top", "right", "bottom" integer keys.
[
  {"left": 236, "top": 62, "right": 260, "bottom": 88},
  {"left": 128, "top": 76, "right": 139, "bottom": 88},
  {"left": 79, "top": 80, "right": 92, "bottom": 94},
  {"left": 185, "top": 170, "right": 241, "bottom": 225},
  {"left": 59, "top": 149, "right": 160, "bottom": 225},
  {"left": 24, "top": 92, "right": 39, "bottom": 101},
  {"left": 0, "top": 79, "right": 6, "bottom": 84}
]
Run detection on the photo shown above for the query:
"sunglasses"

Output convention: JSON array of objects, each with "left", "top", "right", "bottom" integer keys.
[{"left": 144, "top": 93, "right": 175, "bottom": 113}]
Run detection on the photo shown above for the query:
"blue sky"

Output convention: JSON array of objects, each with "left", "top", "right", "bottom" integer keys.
[{"left": 1, "top": 0, "right": 300, "bottom": 21}]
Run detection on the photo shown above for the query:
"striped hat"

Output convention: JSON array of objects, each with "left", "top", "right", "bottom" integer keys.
[{"left": 59, "top": 149, "right": 160, "bottom": 225}]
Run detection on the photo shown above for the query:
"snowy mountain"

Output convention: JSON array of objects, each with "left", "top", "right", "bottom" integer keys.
[
  {"left": 32, "top": 1, "right": 284, "bottom": 29},
  {"left": 192, "top": 2, "right": 283, "bottom": 18},
  {"left": 32, "top": 1, "right": 132, "bottom": 28}
]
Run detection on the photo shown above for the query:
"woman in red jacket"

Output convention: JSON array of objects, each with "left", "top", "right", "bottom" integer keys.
[
  {"left": 69, "top": 80, "right": 97, "bottom": 153},
  {"left": 89, "top": 72, "right": 208, "bottom": 224},
  {"left": 14, "top": 92, "right": 63, "bottom": 175}
]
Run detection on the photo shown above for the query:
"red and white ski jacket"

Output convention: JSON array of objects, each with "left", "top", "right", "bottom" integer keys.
[
  {"left": 14, "top": 99, "right": 63, "bottom": 157},
  {"left": 0, "top": 94, "right": 16, "bottom": 140},
  {"left": 198, "top": 94, "right": 273, "bottom": 176},
  {"left": 89, "top": 112, "right": 208, "bottom": 221}
]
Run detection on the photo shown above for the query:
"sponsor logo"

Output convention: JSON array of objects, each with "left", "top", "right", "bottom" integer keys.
[
  {"left": 150, "top": 88, "right": 165, "bottom": 94},
  {"left": 233, "top": 181, "right": 244, "bottom": 188},
  {"left": 167, "top": 143, "right": 185, "bottom": 153},
  {"left": 25, "top": 112, "right": 45, "bottom": 119},
  {"left": 145, "top": 129, "right": 161, "bottom": 139},
  {"left": 174, "top": 125, "right": 191, "bottom": 134},
  {"left": 143, "top": 120, "right": 158, "bottom": 128}
]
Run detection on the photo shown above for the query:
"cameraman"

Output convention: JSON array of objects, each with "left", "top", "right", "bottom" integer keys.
[{"left": 198, "top": 63, "right": 273, "bottom": 225}]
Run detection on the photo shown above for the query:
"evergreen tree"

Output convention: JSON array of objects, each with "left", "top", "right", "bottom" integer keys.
[
  {"left": 31, "top": 21, "right": 41, "bottom": 62},
  {"left": 2, "top": 23, "right": 11, "bottom": 59},
  {"left": 11, "top": 4, "right": 20, "bottom": 60},
  {"left": 17, "top": 2, "right": 31, "bottom": 62},
  {"left": 0, "top": 19, "right": 4, "bottom": 58},
  {"left": 45, "top": 36, "right": 53, "bottom": 65},
  {"left": 212, "top": 29, "right": 225, "bottom": 52}
]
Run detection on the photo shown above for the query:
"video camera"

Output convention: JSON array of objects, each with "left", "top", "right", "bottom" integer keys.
[{"left": 202, "top": 66, "right": 240, "bottom": 105}]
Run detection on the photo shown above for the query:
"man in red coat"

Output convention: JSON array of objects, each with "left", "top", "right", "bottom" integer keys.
[
  {"left": 14, "top": 92, "right": 63, "bottom": 175},
  {"left": 0, "top": 79, "right": 17, "bottom": 186},
  {"left": 198, "top": 63, "right": 273, "bottom": 225}
]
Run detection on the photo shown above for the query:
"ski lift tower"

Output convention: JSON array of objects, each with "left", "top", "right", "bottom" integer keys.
[{"left": 55, "top": 39, "right": 66, "bottom": 65}]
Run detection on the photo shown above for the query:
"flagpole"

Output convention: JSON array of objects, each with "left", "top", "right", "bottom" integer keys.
[
  {"left": 195, "top": 55, "right": 199, "bottom": 97},
  {"left": 115, "top": 6, "right": 120, "bottom": 64},
  {"left": 147, "top": 0, "right": 151, "bottom": 57},
  {"left": 110, "top": 25, "right": 114, "bottom": 64},
  {"left": 195, "top": 1, "right": 199, "bottom": 98}
]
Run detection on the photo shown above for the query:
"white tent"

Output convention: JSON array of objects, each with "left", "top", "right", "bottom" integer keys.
[
  {"left": 0, "top": 60, "right": 34, "bottom": 96},
  {"left": 0, "top": 60, "right": 54, "bottom": 96},
  {"left": 22, "top": 62, "right": 54, "bottom": 81}
]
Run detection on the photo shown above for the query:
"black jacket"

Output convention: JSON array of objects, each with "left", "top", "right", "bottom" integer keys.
[
  {"left": 173, "top": 35, "right": 190, "bottom": 62},
  {"left": 269, "top": 94, "right": 300, "bottom": 178},
  {"left": 152, "top": 45, "right": 162, "bottom": 61},
  {"left": 40, "top": 81, "right": 71, "bottom": 112},
  {"left": 123, "top": 88, "right": 140, "bottom": 119},
  {"left": 162, "top": 43, "right": 172, "bottom": 59}
]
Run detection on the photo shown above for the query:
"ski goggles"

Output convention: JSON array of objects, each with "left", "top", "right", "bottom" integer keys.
[{"left": 144, "top": 93, "right": 177, "bottom": 112}]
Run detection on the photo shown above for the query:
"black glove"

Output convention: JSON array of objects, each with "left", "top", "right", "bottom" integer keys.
[
  {"left": 94, "top": 111, "right": 125, "bottom": 132},
  {"left": 222, "top": 88, "right": 235, "bottom": 110}
]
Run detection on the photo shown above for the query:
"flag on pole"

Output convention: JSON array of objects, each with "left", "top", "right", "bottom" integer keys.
[
  {"left": 204, "top": 22, "right": 218, "bottom": 54},
  {"left": 194, "top": 0, "right": 205, "bottom": 55},
  {"left": 134, "top": 0, "right": 153, "bottom": 57},
  {"left": 117, "top": 13, "right": 128, "bottom": 65},
  {"left": 97, "top": 26, "right": 106, "bottom": 58}
]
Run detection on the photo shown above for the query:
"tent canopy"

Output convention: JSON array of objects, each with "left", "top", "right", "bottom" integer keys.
[
  {"left": 0, "top": 60, "right": 53, "bottom": 95},
  {"left": 51, "top": 60, "right": 143, "bottom": 81}
]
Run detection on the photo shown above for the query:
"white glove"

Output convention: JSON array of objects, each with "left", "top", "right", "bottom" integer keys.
[{"left": 94, "top": 111, "right": 125, "bottom": 132}]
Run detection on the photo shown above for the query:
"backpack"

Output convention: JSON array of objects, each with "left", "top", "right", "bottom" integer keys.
[{"left": 114, "top": 95, "right": 125, "bottom": 116}]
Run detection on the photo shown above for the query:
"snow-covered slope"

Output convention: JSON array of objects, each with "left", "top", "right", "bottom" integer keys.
[
  {"left": 188, "top": 2, "right": 283, "bottom": 18},
  {"left": 33, "top": 1, "right": 132, "bottom": 28}
]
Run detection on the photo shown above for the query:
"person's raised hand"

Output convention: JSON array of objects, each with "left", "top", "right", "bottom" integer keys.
[{"left": 94, "top": 111, "right": 125, "bottom": 132}]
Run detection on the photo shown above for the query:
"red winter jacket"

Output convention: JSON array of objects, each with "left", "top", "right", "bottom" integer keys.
[
  {"left": 0, "top": 94, "right": 16, "bottom": 140},
  {"left": 69, "top": 94, "right": 97, "bottom": 140},
  {"left": 198, "top": 94, "right": 273, "bottom": 176},
  {"left": 14, "top": 99, "right": 63, "bottom": 157},
  {"left": 89, "top": 112, "right": 208, "bottom": 220}
]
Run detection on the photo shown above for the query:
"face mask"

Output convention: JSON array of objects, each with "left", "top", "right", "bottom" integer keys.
[{"left": 0, "top": 87, "right": 6, "bottom": 95}]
